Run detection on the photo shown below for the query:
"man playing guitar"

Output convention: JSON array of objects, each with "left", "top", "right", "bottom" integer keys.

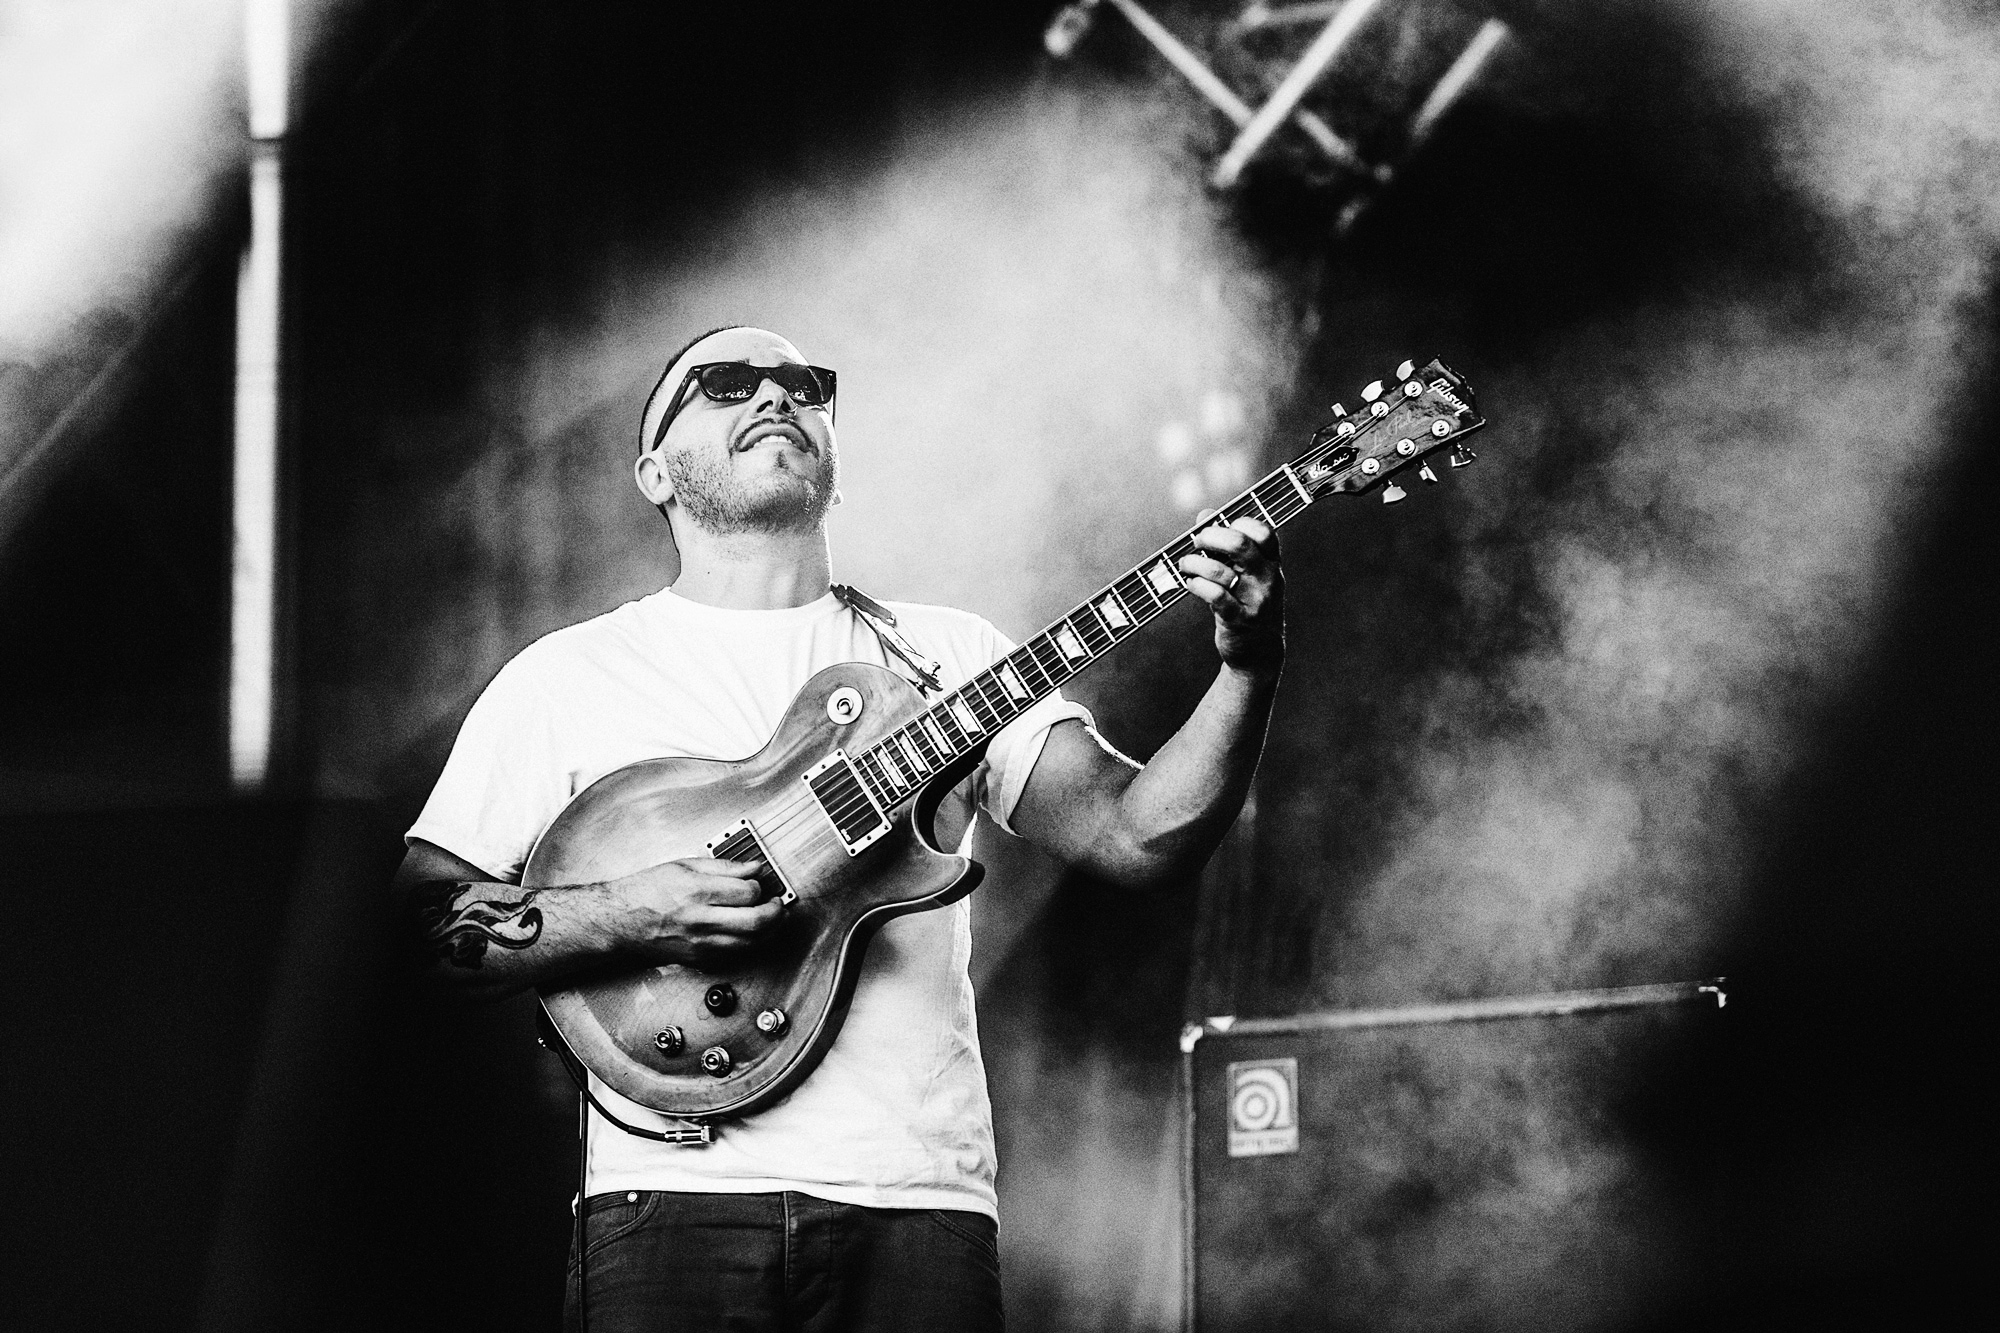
[{"left": 393, "top": 324, "right": 1283, "bottom": 1331}]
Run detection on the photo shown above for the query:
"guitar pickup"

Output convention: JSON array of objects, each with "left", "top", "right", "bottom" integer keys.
[
  {"left": 803, "top": 751, "right": 893, "bottom": 856},
  {"left": 703, "top": 819, "right": 797, "bottom": 905}
]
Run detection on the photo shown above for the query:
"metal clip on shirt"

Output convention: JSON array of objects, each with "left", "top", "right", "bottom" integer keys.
[{"left": 830, "top": 584, "right": 944, "bottom": 697}]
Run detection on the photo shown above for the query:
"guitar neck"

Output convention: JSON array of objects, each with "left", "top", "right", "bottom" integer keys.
[
  {"left": 845, "top": 354, "right": 1484, "bottom": 817},
  {"left": 845, "top": 452, "right": 1328, "bottom": 817}
]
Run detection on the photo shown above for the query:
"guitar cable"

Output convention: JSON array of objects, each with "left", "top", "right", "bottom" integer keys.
[{"left": 538, "top": 1008, "right": 711, "bottom": 1333}]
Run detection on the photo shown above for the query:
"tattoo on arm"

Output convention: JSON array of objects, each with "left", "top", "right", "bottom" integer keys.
[{"left": 411, "top": 881, "right": 544, "bottom": 969}]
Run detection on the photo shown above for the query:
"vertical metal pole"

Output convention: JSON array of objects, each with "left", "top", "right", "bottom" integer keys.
[{"left": 231, "top": 0, "right": 288, "bottom": 791}]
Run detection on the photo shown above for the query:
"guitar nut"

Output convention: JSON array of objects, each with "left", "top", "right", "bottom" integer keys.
[
  {"left": 700, "top": 1046, "right": 733, "bottom": 1076},
  {"left": 652, "top": 1026, "right": 685, "bottom": 1056},
  {"left": 756, "top": 1008, "right": 789, "bottom": 1038}
]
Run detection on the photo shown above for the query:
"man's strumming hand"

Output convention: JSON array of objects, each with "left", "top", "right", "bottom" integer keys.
[{"left": 610, "top": 857, "right": 785, "bottom": 965}]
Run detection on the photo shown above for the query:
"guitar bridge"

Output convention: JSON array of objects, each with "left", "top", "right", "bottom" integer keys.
[
  {"left": 703, "top": 819, "right": 797, "bottom": 905},
  {"left": 803, "top": 750, "right": 892, "bottom": 856}
]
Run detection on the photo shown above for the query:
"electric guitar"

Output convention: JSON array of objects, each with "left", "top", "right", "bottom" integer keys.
[{"left": 525, "top": 357, "right": 1486, "bottom": 1123}]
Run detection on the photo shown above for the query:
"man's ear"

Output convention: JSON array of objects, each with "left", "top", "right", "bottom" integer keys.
[{"left": 634, "top": 449, "right": 675, "bottom": 507}]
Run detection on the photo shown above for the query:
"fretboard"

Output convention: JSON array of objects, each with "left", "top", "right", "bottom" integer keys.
[{"left": 847, "top": 458, "right": 1322, "bottom": 816}]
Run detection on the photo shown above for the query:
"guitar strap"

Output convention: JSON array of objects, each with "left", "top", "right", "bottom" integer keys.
[{"left": 831, "top": 583, "right": 945, "bottom": 696}]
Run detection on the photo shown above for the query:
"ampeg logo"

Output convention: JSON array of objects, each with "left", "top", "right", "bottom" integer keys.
[{"left": 1226, "top": 1057, "right": 1299, "bottom": 1158}]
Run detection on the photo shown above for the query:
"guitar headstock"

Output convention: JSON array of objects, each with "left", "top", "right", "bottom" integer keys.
[{"left": 1291, "top": 358, "right": 1485, "bottom": 504}]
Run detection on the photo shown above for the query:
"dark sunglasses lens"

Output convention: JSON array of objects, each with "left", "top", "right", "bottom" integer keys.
[{"left": 696, "top": 363, "right": 762, "bottom": 400}]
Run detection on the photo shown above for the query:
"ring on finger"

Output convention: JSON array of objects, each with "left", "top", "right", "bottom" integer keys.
[{"left": 1224, "top": 570, "right": 1240, "bottom": 591}]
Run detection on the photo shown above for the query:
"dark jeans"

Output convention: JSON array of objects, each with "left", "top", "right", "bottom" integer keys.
[{"left": 565, "top": 1190, "right": 1004, "bottom": 1333}]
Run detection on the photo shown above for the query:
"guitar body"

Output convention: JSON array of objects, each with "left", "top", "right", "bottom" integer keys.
[{"left": 524, "top": 662, "right": 984, "bottom": 1121}]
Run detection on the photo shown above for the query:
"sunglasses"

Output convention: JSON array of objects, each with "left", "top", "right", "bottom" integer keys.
[{"left": 649, "top": 361, "right": 838, "bottom": 451}]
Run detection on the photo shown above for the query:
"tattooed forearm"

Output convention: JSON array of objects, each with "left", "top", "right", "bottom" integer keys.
[{"left": 411, "top": 881, "right": 544, "bottom": 969}]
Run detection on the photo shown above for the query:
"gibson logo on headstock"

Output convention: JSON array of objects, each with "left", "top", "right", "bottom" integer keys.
[{"left": 1428, "top": 380, "right": 1471, "bottom": 417}]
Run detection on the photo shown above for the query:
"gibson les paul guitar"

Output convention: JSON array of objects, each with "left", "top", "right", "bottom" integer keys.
[{"left": 526, "top": 357, "right": 1486, "bottom": 1124}]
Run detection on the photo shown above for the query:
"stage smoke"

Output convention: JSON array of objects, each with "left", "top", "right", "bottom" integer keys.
[{"left": 1266, "top": 3, "right": 1998, "bottom": 1326}]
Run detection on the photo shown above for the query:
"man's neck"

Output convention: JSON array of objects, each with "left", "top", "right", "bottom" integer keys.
[{"left": 668, "top": 524, "right": 832, "bottom": 610}]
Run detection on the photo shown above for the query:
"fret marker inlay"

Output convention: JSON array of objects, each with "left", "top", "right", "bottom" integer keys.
[
  {"left": 1098, "top": 595, "right": 1130, "bottom": 629},
  {"left": 998, "top": 664, "right": 1029, "bottom": 701},
  {"left": 1056, "top": 626, "right": 1087, "bottom": 661},
  {"left": 1148, "top": 562, "right": 1180, "bottom": 596}
]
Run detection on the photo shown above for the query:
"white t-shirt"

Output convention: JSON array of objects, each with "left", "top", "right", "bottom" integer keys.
[{"left": 407, "top": 586, "right": 1090, "bottom": 1218}]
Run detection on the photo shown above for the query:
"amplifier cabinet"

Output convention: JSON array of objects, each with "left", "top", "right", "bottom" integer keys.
[{"left": 1180, "top": 981, "right": 1726, "bottom": 1332}]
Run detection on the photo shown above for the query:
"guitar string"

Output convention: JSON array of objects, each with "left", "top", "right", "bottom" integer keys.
[{"left": 694, "top": 466, "right": 1327, "bottom": 867}]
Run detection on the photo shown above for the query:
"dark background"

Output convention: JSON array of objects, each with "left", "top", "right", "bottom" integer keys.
[{"left": 1, "top": 1, "right": 1989, "bottom": 1329}]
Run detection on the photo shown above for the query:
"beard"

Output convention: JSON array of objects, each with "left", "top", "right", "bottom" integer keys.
[{"left": 665, "top": 439, "right": 838, "bottom": 535}]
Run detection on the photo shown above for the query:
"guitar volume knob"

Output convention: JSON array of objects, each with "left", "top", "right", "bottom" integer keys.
[
  {"left": 704, "top": 983, "right": 737, "bottom": 1016},
  {"left": 756, "top": 1008, "right": 789, "bottom": 1038},
  {"left": 700, "top": 1046, "right": 733, "bottom": 1077},
  {"left": 652, "top": 1026, "right": 685, "bottom": 1056}
]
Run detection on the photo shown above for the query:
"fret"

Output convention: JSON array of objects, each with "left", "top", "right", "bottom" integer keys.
[
  {"left": 1075, "top": 604, "right": 1113, "bottom": 651},
  {"left": 1145, "top": 558, "right": 1181, "bottom": 598},
  {"left": 983, "top": 669, "right": 1024, "bottom": 721},
  {"left": 1117, "top": 570, "right": 1163, "bottom": 616},
  {"left": 864, "top": 748, "right": 907, "bottom": 796},
  {"left": 903, "top": 721, "right": 941, "bottom": 769},
  {"left": 1027, "top": 635, "right": 1072, "bottom": 684},
  {"left": 877, "top": 743, "right": 915, "bottom": 788},
  {"left": 1280, "top": 464, "right": 1314, "bottom": 507},
  {"left": 1069, "top": 607, "right": 1114, "bottom": 656},
  {"left": 896, "top": 733, "right": 930, "bottom": 776},
  {"left": 1267, "top": 471, "right": 1310, "bottom": 521},
  {"left": 1095, "top": 589, "right": 1132, "bottom": 632},
  {"left": 948, "top": 695, "right": 984, "bottom": 737},
  {"left": 965, "top": 674, "right": 1008, "bottom": 728},
  {"left": 1217, "top": 494, "right": 1254, "bottom": 523},
  {"left": 1010, "top": 645, "right": 1055, "bottom": 694},
  {"left": 996, "top": 661, "right": 1032, "bottom": 702},
  {"left": 1245, "top": 487, "right": 1277, "bottom": 529},
  {"left": 931, "top": 703, "right": 966, "bottom": 750},
  {"left": 856, "top": 756, "right": 893, "bottom": 811},
  {"left": 1053, "top": 623, "right": 1089, "bottom": 662},
  {"left": 921, "top": 715, "right": 952, "bottom": 755}
]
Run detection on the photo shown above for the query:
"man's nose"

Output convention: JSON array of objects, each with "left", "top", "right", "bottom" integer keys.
[{"left": 750, "top": 373, "right": 798, "bottom": 415}]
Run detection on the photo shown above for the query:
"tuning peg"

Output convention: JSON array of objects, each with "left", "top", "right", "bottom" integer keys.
[
  {"left": 1418, "top": 464, "right": 1438, "bottom": 483},
  {"left": 1448, "top": 444, "right": 1477, "bottom": 468},
  {"left": 1329, "top": 402, "right": 1347, "bottom": 417},
  {"left": 1395, "top": 359, "right": 1415, "bottom": 380},
  {"left": 1381, "top": 482, "right": 1407, "bottom": 504},
  {"left": 1361, "top": 380, "right": 1385, "bottom": 402}
]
